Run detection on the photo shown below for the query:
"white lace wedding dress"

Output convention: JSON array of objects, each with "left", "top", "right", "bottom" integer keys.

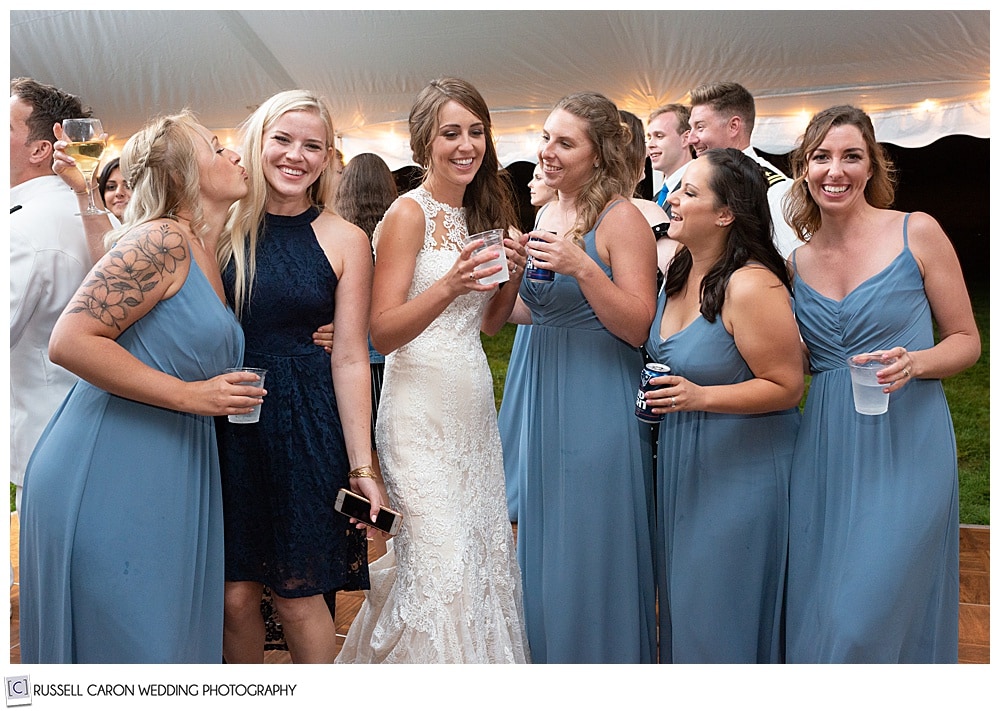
[{"left": 336, "top": 187, "right": 530, "bottom": 664}]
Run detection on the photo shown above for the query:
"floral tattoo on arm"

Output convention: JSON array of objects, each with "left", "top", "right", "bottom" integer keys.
[{"left": 68, "top": 223, "right": 187, "bottom": 331}]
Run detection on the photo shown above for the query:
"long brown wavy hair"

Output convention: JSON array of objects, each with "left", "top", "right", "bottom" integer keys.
[
  {"left": 335, "top": 152, "right": 399, "bottom": 243},
  {"left": 783, "top": 105, "right": 897, "bottom": 240},
  {"left": 664, "top": 148, "right": 791, "bottom": 322},
  {"left": 407, "top": 77, "right": 517, "bottom": 235}
]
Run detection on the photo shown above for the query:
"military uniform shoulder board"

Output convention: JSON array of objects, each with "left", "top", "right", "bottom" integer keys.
[{"left": 759, "top": 165, "right": 787, "bottom": 187}]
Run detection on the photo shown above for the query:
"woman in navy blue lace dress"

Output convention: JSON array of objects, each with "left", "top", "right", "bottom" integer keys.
[{"left": 216, "top": 90, "right": 389, "bottom": 663}]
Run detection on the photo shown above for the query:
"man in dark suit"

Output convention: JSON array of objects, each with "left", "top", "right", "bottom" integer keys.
[{"left": 646, "top": 103, "right": 694, "bottom": 210}]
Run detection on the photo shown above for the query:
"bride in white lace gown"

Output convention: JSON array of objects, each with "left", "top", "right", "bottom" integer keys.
[{"left": 336, "top": 78, "right": 530, "bottom": 664}]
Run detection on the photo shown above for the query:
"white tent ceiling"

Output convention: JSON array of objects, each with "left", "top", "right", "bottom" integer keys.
[{"left": 9, "top": 9, "right": 991, "bottom": 170}]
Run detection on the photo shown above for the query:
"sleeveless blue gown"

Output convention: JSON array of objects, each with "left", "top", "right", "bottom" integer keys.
[
  {"left": 515, "top": 204, "right": 656, "bottom": 663},
  {"left": 786, "top": 214, "right": 960, "bottom": 663},
  {"left": 497, "top": 324, "right": 531, "bottom": 521},
  {"left": 217, "top": 208, "right": 368, "bottom": 599},
  {"left": 644, "top": 282, "right": 798, "bottom": 663},
  {"left": 19, "top": 255, "right": 242, "bottom": 663}
]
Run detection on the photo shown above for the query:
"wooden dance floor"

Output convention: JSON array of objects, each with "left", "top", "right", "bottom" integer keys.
[{"left": 8, "top": 514, "right": 990, "bottom": 664}]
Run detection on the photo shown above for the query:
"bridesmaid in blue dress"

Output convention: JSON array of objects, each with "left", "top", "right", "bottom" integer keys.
[
  {"left": 498, "top": 163, "right": 556, "bottom": 521},
  {"left": 511, "top": 92, "right": 658, "bottom": 663},
  {"left": 217, "top": 90, "right": 388, "bottom": 664},
  {"left": 19, "top": 112, "right": 258, "bottom": 663},
  {"left": 783, "top": 106, "right": 980, "bottom": 663},
  {"left": 642, "top": 148, "right": 803, "bottom": 663}
]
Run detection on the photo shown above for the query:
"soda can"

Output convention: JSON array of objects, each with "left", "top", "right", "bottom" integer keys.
[
  {"left": 525, "top": 233, "right": 555, "bottom": 282},
  {"left": 635, "top": 363, "right": 671, "bottom": 423}
]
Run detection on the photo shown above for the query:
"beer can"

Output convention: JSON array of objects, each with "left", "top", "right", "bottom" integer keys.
[
  {"left": 635, "top": 363, "right": 670, "bottom": 423},
  {"left": 525, "top": 234, "right": 554, "bottom": 282}
]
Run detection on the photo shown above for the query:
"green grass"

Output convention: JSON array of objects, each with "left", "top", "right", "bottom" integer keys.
[
  {"left": 482, "top": 324, "right": 518, "bottom": 411},
  {"left": 480, "top": 281, "right": 990, "bottom": 525},
  {"left": 946, "top": 283, "right": 989, "bottom": 524}
]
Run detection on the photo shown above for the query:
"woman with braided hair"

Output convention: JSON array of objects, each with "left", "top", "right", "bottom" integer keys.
[{"left": 19, "top": 111, "right": 257, "bottom": 663}]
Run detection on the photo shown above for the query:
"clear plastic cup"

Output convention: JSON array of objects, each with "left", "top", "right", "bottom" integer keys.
[
  {"left": 225, "top": 367, "right": 267, "bottom": 423},
  {"left": 847, "top": 354, "right": 895, "bottom": 415},
  {"left": 464, "top": 229, "right": 509, "bottom": 286}
]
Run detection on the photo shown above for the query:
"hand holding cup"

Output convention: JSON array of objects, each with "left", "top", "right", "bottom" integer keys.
[
  {"left": 463, "top": 229, "right": 509, "bottom": 286},
  {"left": 224, "top": 367, "right": 268, "bottom": 423}
]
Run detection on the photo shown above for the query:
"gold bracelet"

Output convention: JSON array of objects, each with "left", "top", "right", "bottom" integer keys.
[
  {"left": 71, "top": 186, "right": 93, "bottom": 195},
  {"left": 348, "top": 465, "right": 379, "bottom": 480}
]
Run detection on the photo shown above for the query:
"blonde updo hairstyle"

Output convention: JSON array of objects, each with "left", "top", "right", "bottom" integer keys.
[{"left": 107, "top": 110, "right": 206, "bottom": 250}]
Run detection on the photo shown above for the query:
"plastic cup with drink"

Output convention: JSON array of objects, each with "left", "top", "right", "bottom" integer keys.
[
  {"left": 225, "top": 367, "right": 267, "bottom": 423},
  {"left": 464, "top": 229, "right": 509, "bottom": 286},
  {"left": 846, "top": 353, "right": 896, "bottom": 415}
]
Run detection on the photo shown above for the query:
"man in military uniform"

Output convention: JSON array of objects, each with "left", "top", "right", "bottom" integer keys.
[{"left": 686, "top": 81, "right": 799, "bottom": 257}]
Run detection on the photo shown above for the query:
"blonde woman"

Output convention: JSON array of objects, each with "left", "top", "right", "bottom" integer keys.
[
  {"left": 216, "top": 90, "right": 387, "bottom": 663},
  {"left": 20, "top": 111, "right": 255, "bottom": 662}
]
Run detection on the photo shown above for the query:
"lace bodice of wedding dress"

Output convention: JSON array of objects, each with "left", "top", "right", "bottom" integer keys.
[{"left": 336, "top": 186, "right": 529, "bottom": 663}]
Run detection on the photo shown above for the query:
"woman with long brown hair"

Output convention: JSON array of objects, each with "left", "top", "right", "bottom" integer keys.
[
  {"left": 336, "top": 77, "right": 529, "bottom": 663},
  {"left": 783, "top": 105, "right": 980, "bottom": 662}
]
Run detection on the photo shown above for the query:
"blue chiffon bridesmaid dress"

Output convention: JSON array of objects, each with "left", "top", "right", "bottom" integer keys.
[
  {"left": 644, "top": 282, "right": 798, "bottom": 663},
  {"left": 786, "top": 214, "right": 960, "bottom": 663},
  {"left": 515, "top": 203, "right": 656, "bottom": 663},
  {"left": 20, "top": 255, "right": 242, "bottom": 663}
]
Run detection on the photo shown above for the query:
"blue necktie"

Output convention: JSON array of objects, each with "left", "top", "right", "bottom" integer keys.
[{"left": 657, "top": 182, "right": 676, "bottom": 217}]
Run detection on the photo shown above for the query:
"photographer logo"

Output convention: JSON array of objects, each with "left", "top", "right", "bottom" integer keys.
[{"left": 4, "top": 676, "right": 31, "bottom": 707}]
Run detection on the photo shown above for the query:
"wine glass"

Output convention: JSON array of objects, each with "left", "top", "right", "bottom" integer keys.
[{"left": 62, "top": 118, "right": 108, "bottom": 216}]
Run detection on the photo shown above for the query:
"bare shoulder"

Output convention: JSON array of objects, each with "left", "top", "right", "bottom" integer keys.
[
  {"left": 600, "top": 197, "right": 652, "bottom": 236},
  {"left": 374, "top": 195, "right": 426, "bottom": 249},
  {"left": 727, "top": 263, "right": 786, "bottom": 301},
  {"left": 896, "top": 210, "right": 952, "bottom": 259},
  {"left": 631, "top": 197, "right": 669, "bottom": 227},
  {"left": 314, "top": 209, "right": 369, "bottom": 249},
  {"left": 69, "top": 219, "right": 189, "bottom": 331},
  {"left": 382, "top": 193, "right": 421, "bottom": 223},
  {"left": 903, "top": 210, "right": 948, "bottom": 244}
]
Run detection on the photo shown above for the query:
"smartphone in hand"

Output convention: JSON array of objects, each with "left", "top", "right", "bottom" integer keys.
[{"left": 335, "top": 488, "right": 403, "bottom": 536}]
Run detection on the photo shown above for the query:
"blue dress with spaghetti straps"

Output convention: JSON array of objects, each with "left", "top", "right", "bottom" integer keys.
[
  {"left": 515, "top": 202, "right": 656, "bottom": 663},
  {"left": 644, "top": 278, "right": 798, "bottom": 663},
  {"left": 785, "top": 213, "right": 960, "bottom": 662}
]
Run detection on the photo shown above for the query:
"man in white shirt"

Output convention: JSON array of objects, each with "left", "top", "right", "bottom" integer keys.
[
  {"left": 686, "top": 81, "right": 800, "bottom": 258},
  {"left": 646, "top": 103, "right": 694, "bottom": 211},
  {"left": 10, "top": 77, "right": 94, "bottom": 515}
]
